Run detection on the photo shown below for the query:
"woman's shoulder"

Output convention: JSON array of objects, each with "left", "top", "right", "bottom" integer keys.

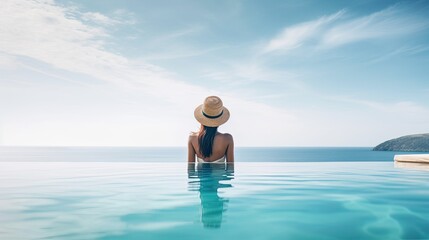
[
  {"left": 217, "top": 132, "right": 233, "bottom": 141},
  {"left": 188, "top": 132, "right": 198, "bottom": 140}
]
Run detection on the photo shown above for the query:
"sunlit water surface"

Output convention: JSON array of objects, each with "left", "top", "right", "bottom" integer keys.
[{"left": 0, "top": 162, "right": 428, "bottom": 240}]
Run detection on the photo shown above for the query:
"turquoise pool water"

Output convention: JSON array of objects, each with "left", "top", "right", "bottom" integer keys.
[{"left": 0, "top": 162, "right": 428, "bottom": 240}]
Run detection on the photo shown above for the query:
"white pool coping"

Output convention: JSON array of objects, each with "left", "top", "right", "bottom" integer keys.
[{"left": 394, "top": 154, "right": 429, "bottom": 163}]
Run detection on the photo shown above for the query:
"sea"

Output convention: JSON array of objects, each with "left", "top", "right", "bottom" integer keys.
[
  {"left": 0, "top": 146, "right": 425, "bottom": 162},
  {"left": 0, "top": 147, "right": 428, "bottom": 240}
]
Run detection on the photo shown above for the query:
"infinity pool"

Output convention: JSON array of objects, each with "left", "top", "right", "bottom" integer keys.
[{"left": 0, "top": 162, "right": 428, "bottom": 239}]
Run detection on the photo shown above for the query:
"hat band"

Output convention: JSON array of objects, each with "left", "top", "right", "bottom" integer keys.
[{"left": 202, "top": 110, "right": 223, "bottom": 119}]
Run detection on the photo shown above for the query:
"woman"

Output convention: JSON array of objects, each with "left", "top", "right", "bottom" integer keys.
[{"left": 188, "top": 96, "right": 234, "bottom": 163}]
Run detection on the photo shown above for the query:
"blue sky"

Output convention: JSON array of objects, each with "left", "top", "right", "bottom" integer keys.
[{"left": 1, "top": 0, "right": 429, "bottom": 146}]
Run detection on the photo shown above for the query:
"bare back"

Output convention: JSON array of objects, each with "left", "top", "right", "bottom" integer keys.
[{"left": 188, "top": 132, "right": 234, "bottom": 163}]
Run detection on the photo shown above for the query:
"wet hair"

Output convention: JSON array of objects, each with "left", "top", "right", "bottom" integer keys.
[{"left": 198, "top": 125, "right": 218, "bottom": 158}]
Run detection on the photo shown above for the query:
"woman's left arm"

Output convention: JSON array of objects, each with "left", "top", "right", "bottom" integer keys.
[{"left": 226, "top": 134, "right": 234, "bottom": 163}]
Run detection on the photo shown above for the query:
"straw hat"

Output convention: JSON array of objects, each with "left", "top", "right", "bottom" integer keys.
[{"left": 194, "top": 96, "right": 230, "bottom": 127}]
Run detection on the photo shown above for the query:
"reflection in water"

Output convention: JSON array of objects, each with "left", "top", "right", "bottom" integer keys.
[
  {"left": 394, "top": 161, "right": 429, "bottom": 171},
  {"left": 188, "top": 163, "right": 234, "bottom": 228}
]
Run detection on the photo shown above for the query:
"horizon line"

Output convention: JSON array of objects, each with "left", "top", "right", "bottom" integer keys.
[{"left": 0, "top": 145, "right": 375, "bottom": 148}]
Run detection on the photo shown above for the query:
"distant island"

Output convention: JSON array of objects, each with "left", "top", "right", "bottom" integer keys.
[{"left": 373, "top": 133, "right": 429, "bottom": 152}]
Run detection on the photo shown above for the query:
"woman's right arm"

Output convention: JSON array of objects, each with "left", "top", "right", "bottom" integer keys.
[{"left": 188, "top": 135, "right": 196, "bottom": 163}]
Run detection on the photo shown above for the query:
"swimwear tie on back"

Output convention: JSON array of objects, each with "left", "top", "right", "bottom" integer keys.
[{"left": 197, "top": 156, "right": 226, "bottom": 163}]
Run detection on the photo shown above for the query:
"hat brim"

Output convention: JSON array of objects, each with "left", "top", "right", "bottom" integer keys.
[{"left": 194, "top": 105, "right": 230, "bottom": 127}]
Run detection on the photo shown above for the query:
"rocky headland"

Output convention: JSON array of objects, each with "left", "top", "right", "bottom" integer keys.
[{"left": 373, "top": 133, "right": 429, "bottom": 152}]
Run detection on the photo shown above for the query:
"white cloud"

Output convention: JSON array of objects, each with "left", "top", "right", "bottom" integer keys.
[
  {"left": 321, "top": 5, "right": 429, "bottom": 47},
  {"left": 330, "top": 96, "right": 429, "bottom": 116},
  {"left": 0, "top": 53, "right": 18, "bottom": 70},
  {"left": 153, "top": 26, "right": 204, "bottom": 42},
  {"left": 264, "top": 4, "right": 429, "bottom": 53},
  {"left": 0, "top": 0, "right": 201, "bottom": 98},
  {"left": 141, "top": 46, "right": 225, "bottom": 61},
  {"left": 82, "top": 12, "right": 120, "bottom": 26},
  {"left": 263, "top": 10, "right": 345, "bottom": 53},
  {"left": 112, "top": 9, "right": 137, "bottom": 25},
  {"left": 1, "top": 0, "right": 116, "bottom": 78},
  {"left": 369, "top": 45, "right": 429, "bottom": 63}
]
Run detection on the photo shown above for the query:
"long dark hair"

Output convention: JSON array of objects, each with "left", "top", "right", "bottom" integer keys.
[{"left": 198, "top": 125, "right": 218, "bottom": 158}]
